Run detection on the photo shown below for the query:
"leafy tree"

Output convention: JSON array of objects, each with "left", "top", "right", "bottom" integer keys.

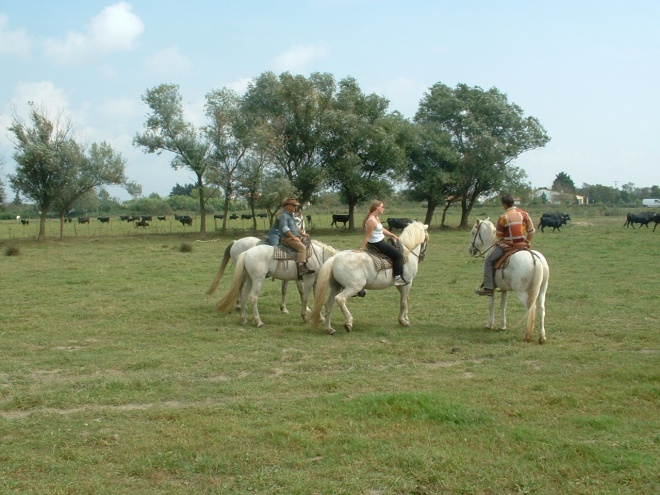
[
  {"left": 0, "top": 157, "right": 7, "bottom": 207},
  {"left": 241, "top": 71, "right": 335, "bottom": 204},
  {"left": 552, "top": 172, "right": 576, "bottom": 193},
  {"left": 170, "top": 182, "right": 195, "bottom": 196},
  {"left": 578, "top": 183, "right": 620, "bottom": 204},
  {"left": 405, "top": 122, "right": 457, "bottom": 226},
  {"left": 205, "top": 87, "right": 253, "bottom": 232},
  {"left": 415, "top": 83, "right": 550, "bottom": 226},
  {"left": 8, "top": 105, "right": 125, "bottom": 240},
  {"left": 134, "top": 84, "right": 213, "bottom": 233},
  {"left": 321, "top": 77, "right": 409, "bottom": 229}
]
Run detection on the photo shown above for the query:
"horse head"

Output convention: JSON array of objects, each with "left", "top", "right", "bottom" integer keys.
[
  {"left": 469, "top": 218, "right": 495, "bottom": 257},
  {"left": 399, "top": 221, "right": 429, "bottom": 259}
]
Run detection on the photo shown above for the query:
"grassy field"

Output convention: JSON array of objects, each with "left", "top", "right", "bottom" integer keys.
[{"left": 0, "top": 207, "right": 658, "bottom": 494}]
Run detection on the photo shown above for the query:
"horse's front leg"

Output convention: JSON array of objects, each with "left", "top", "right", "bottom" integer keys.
[
  {"left": 397, "top": 286, "right": 410, "bottom": 326},
  {"left": 300, "top": 277, "right": 315, "bottom": 322},
  {"left": 498, "top": 291, "right": 508, "bottom": 331}
]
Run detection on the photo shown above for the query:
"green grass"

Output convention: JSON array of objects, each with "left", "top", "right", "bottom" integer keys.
[{"left": 0, "top": 209, "right": 658, "bottom": 494}]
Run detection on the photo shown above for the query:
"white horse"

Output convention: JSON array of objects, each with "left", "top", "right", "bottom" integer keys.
[
  {"left": 215, "top": 239, "right": 337, "bottom": 327},
  {"left": 310, "top": 221, "right": 429, "bottom": 334},
  {"left": 468, "top": 218, "right": 550, "bottom": 343},
  {"left": 206, "top": 214, "right": 306, "bottom": 314}
]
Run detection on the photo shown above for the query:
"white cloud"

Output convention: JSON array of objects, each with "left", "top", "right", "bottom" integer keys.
[
  {"left": 270, "top": 44, "right": 328, "bottom": 73},
  {"left": 146, "top": 45, "right": 192, "bottom": 76},
  {"left": 44, "top": 1, "right": 144, "bottom": 65},
  {"left": 0, "top": 13, "right": 32, "bottom": 59},
  {"left": 225, "top": 77, "right": 252, "bottom": 95},
  {"left": 11, "top": 81, "right": 71, "bottom": 117}
]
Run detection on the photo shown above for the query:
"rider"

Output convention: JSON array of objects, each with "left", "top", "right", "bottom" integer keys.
[
  {"left": 358, "top": 199, "right": 407, "bottom": 286},
  {"left": 279, "top": 197, "right": 314, "bottom": 279},
  {"left": 476, "top": 194, "right": 535, "bottom": 296}
]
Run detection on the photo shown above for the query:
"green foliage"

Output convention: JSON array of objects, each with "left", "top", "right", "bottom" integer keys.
[{"left": 552, "top": 171, "right": 576, "bottom": 193}]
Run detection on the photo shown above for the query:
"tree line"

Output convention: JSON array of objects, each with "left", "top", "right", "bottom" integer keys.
[{"left": 4, "top": 72, "right": 552, "bottom": 239}]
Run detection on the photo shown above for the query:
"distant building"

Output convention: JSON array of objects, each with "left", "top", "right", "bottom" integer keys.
[{"left": 533, "top": 188, "right": 583, "bottom": 204}]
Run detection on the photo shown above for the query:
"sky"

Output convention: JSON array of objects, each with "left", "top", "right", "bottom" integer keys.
[{"left": 1, "top": 0, "right": 659, "bottom": 201}]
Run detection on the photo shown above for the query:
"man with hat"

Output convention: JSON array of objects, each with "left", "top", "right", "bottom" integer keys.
[{"left": 279, "top": 197, "right": 315, "bottom": 279}]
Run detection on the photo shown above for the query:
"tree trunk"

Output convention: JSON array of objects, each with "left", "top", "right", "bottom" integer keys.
[
  {"left": 59, "top": 214, "right": 65, "bottom": 240},
  {"left": 197, "top": 175, "right": 206, "bottom": 233},
  {"left": 38, "top": 210, "right": 48, "bottom": 241},
  {"left": 423, "top": 203, "right": 437, "bottom": 227}
]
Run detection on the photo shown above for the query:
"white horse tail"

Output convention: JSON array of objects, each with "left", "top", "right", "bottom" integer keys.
[
  {"left": 215, "top": 251, "right": 246, "bottom": 313},
  {"left": 523, "top": 254, "right": 544, "bottom": 342},
  {"left": 206, "top": 241, "right": 235, "bottom": 295},
  {"left": 311, "top": 256, "right": 336, "bottom": 329}
]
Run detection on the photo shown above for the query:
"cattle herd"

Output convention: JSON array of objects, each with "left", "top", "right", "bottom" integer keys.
[{"left": 12, "top": 209, "right": 660, "bottom": 232}]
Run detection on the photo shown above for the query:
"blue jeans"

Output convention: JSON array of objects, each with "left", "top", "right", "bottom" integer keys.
[{"left": 483, "top": 245, "right": 505, "bottom": 290}]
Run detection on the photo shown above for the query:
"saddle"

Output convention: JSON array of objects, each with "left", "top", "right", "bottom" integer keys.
[
  {"left": 364, "top": 237, "right": 408, "bottom": 271},
  {"left": 494, "top": 242, "right": 531, "bottom": 270},
  {"left": 273, "top": 236, "right": 312, "bottom": 261}
]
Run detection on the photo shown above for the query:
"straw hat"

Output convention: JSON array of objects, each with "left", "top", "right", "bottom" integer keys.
[{"left": 281, "top": 197, "right": 300, "bottom": 207}]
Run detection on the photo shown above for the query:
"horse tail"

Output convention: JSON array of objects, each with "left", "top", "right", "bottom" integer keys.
[
  {"left": 523, "top": 253, "right": 544, "bottom": 342},
  {"left": 215, "top": 251, "right": 246, "bottom": 313},
  {"left": 311, "top": 256, "right": 336, "bottom": 329},
  {"left": 206, "top": 241, "right": 235, "bottom": 295}
]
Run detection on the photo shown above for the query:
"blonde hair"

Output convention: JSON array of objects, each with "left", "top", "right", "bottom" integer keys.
[{"left": 362, "top": 200, "right": 383, "bottom": 227}]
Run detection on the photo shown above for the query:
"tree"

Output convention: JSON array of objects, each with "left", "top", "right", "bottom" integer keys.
[
  {"left": 321, "top": 77, "right": 409, "bottom": 229},
  {"left": 170, "top": 182, "right": 195, "bottom": 196},
  {"left": 134, "top": 84, "right": 213, "bottom": 233},
  {"left": 415, "top": 83, "right": 550, "bottom": 227},
  {"left": 0, "top": 156, "right": 7, "bottom": 207},
  {"left": 205, "top": 87, "right": 253, "bottom": 232},
  {"left": 241, "top": 72, "right": 336, "bottom": 204},
  {"left": 8, "top": 105, "right": 126, "bottom": 240},
  {"left": 405, "top": 122, "right": 457, "bottom": 227},
  {"left": 552, "top": 172, "right": 576, "bottom": 193}
]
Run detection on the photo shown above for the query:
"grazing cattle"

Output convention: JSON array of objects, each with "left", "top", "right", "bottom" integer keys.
[
  {"left": 78, "top": 217, "right": 90, "bottom": 224},
  {"left": 141, "top": 215, "right": 153, "bottom": 222},
  {"left": 241, "top": 213, "right": 254, "bottom": 220},
  {"left": 386, "top": 217, "right": 413, "bottom": 231},
  {"left": 623, "top": 211, "right": 655, "bottom": 229},
  {"left": 157, "top": 216, "right": 166, "bottom": 221},
  {"left": 120, "top": 215, "right": 131, "bottom": 221},
  {"left": 135, "top": 220, "right": 149, "bottom": 228},
  {"left": 20, "top": 219, "right": 29, "bottom": 225},
  {"left": 331, "top": 214, "right": 350, "bottom": 228},
  {"left": 539, "top": 213, "right": 570, "bottom": 232},
  {"left": 178, "top": 215, "right": 193, "bottom": 226},
  {"left": 97, "top": 217, "right": 110, "bottom": 223},
  {"left": 257, "top": 213, "right": 268, "bottom": 219},
  {"left": 229, "top": 213, "right": 239, "bottom": 220},
  {"left": 213, "top": 214, "right": 225, "bottom": 220}
]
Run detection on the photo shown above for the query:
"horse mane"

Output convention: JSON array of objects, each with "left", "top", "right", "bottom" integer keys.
[
  {"left": 399, "top": 221, "right": 427, "bottom": 250},
  {"left": 312, "top": 239, "right": 337, "bottom": 256}
]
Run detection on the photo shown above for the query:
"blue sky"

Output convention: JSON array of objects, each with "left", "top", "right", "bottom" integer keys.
[{"left": 1, "top": 0, "right": 659, "bottom": 200}]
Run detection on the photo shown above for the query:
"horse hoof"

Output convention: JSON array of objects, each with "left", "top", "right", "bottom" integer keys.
[
  {"left": 280, "top": 308, "right": 289, "bottom": 314},
  {"left": 327, "top": 328, "right": 336, "bottom": 335},
  {"left": 256, "top": 322, "right": 265, "bottom": 328},
  {"left": 343, "top": 324, "right": 352, "bottom": 332}
]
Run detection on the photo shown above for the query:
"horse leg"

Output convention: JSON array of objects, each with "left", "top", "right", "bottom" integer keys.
[
  {"left": 397, "top": 286, "right": 410, "bottom": 326},
  {"left": 238, "top": 279, "right": 251, "bottom": 325},
  {"left": 248, "top": 277, "right": 266, "bottom": 327},
  {"left": 323, "top": 286, "right": 341, "bottom": 335},
  {"left": 335, "top": 288, "right": 359, "bottom": 332},
  {"left": 498, "top": 291, "right": 508, "bottom": 331},
  {"left": 279, "top": 280, "right": 289, "bottom": 314}
]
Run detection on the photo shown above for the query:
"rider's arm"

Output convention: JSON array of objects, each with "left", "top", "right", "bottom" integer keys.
[{"left": 359, "top": 218, "right": 376, "bottom": 250}]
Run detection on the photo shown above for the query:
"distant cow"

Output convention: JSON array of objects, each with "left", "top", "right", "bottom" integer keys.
[
  {"left": 78, "top": 217, "right": 90, "bottom": 224},
  {"left": 623, "top": 211, "right": 655, "bottom": 229},
  {"left": 213, "top": 214, "right": 224, "bottom": 220},
  {"left": 178, "top": 215, "right": 193, "bottom": 226},
  {"left": 652, "top": 213, "right": 660, "bottom": 232},
  {"left": 539, "top": 213, "right": 570, "bottom": 232},
  {"left": 141, "top": 215, "right": 153, "bottom": 222},
  {"left": 157, "top": 216, "right": 166, "bottom": 221},
  {"left": 331, "top": 214, "right": 350, "bottom": 228},
  {"left": 241, "top": 213, "right": 254, "bottom": 220},
  {"left": 20, "top": 219, "right": 29, "bottom": 225},
  {"left": 229, "top": 213, "right": 239, "bottom": 220},
  {"left": 97, "top": 217, "right": 110, "bottom": 223},
  {"left": 257, "top": 213, "right": 268, "bottom": 219},
  {"left": 135, "top": 220, "right": 149, "bottom": 228},
  {"left": 120, "top": 215, "right": 131, "bottom": 221},
  {"left": 386, "top": 217, "right": 413, "bottom": 231}
]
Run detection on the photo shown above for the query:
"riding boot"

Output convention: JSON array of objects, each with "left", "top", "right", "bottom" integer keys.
[{"left": 297, "top": 263, "right": 315, "bottom": 279}]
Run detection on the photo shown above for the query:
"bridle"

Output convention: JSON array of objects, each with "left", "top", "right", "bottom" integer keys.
[
  {"left": 470, "top": 222, "right": 496, "bottom": 259},
  {"left": 403, "top": 230, "right": 428, "bottom": 262}
]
